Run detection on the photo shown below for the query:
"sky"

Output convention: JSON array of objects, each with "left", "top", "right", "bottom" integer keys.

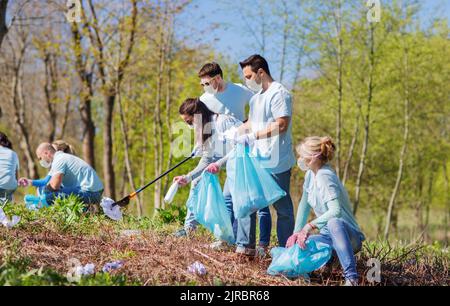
[{"left": 176, "top": 0, "right": 450, "bottom": 87}]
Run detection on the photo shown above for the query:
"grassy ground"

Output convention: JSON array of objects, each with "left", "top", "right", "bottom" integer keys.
[{"left": 0, "top": 197, "right": 448, "bottom": 286}]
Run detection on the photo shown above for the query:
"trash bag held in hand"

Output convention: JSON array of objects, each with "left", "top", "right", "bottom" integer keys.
[
  {"left": 187, "top": 171, "right": 234, "bottom": 244},
  {"left": 267, "top": 240, "right": 332, "bottom": 278},
  {"left": 228, "top": 144, "right": 286, "bottom": 218}
]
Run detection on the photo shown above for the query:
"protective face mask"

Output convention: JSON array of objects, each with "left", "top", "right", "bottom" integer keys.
[
  {"left": 297, "top": 152, "right": 321, "bottom": 172},
  {"left": 39, "top": 159, "right": 51, "bottom": 169},
  {"left": 297, "top": 158, "right": 309, "bottom": 172},
  {"left": 203, "top": 84, "right": 218, "bottom": 95},
  {"left": 246, "top": 75, "right": 263, "bottom": 93}
]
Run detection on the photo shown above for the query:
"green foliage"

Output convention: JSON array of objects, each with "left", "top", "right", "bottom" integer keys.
[{"left": 155, "top": 203, "right": 187, "bottom": 225}]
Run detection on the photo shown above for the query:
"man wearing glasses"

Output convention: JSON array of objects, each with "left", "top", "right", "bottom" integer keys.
[{"left": 198, "top": 62, "right": 254, "bottom": 122}]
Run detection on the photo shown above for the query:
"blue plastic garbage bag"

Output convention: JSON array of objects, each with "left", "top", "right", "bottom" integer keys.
[
  {"left": 227, "top": 144, "right": 286, "bottom": 218},
  {"left": 267, "top": 240, "right": 332, "bottom": 278},
  {"left": 187, "top": 171, "right": 235, "bottom": 244}
]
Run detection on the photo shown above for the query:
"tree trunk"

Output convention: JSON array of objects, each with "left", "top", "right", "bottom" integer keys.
[
  {"left": 353, "top": 25, "right": 375, "bottom": 215},
  {"left": 117, "top": 80, "right": 142, "bottom": 216},
  {"left": 10, "top": 42, "right": 38, "bottom": 179},
  {"left": 0, "top": 0, "right": 8, "bottom": 47},
  {"left": 443, "top": 161, "right": 449, "bottom": 247},
  {"left": 103, "top": 94, "right": 116, "bottom": 199},
  {"left": 384, "top": 44, "right": 410, "bottom": 240},
  {"left": 334, "top": 0, "right": 343, "bottom": 178},
  {"left": 342, "top": 112, "right": 360, "bottom": 186},
  {"left": 70, "top": 22, "right": 96, "bottom": 167}
]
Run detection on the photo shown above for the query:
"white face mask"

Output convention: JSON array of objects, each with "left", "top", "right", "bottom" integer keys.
[
  {"left": 297, "top": 152, "right": 321, "bottom": 172},
  {"left": 297, "top": 158, "right": 309, "bottom": 172},
  {"left": 203, "top": 84, "right": 218, "bottom": 95},
  {"left": 40, "top": 159, "right": 51, "bottom": 169},
  {"left": 246, "top": 74, "right": 263, "bottom": 93}
]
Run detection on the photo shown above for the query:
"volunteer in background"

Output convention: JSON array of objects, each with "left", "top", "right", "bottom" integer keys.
[{"left": 0, "top": 132, "right": 19, "bottom": 204}]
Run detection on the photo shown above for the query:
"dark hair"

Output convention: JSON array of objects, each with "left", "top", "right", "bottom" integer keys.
[
  {"left": 198, "top": 62, "right": 223, "bottom": 79},
  {"left": 239, "top": 54, "right": 271, "bottom": 77},
  {"left": 0, "top": 132, "right": 12, "bottom": 149},
  {"left": 179, "top": 98, "right": 215, "bottom": 144}
]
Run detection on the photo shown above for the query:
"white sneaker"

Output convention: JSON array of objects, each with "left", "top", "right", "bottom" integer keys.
[
  {"left": 209, "top": 240, "right": 233, "bottom": 251},
  {"left": 344, "top": 279, "right": 359, "bottom": 286},
  {"left": 235, "top": 246, "right": 256, "bottom": 257}
]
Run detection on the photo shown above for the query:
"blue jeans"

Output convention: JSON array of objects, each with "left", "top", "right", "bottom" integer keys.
[
  {"left": 0, "top": 189, "right": 15, "bottom": 204},
  {"left": 236, "top": 169, "right": 294, "bottom": 249},
  {"left": 44, "top": 186, "right": 103, "bottom": 205},
  {"left": 308, "top": 218, "right": 364, "bottom": 281}
]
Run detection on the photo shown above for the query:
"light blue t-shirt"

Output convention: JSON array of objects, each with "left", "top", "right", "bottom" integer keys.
[
  {"left": 249, "top": 81, "right": 296, "bottom": 174},
  {"left": 302, "top": 165, "right": 363, "bottom": 236},
  {"left": 50, "top": 151, "right": 103, "bottom": 192},
  {"left": 200, "top": 82, "right": 253, "bottom": 122},
  {"left": 0, "top": 146, "right": 19, "bottom": 190}
]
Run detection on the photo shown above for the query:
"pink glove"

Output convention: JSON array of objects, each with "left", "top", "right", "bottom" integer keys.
[
  {"left": 286, "top": 223, "right": 315, "bottom": 249},
  {"left": 18, "top": 178, "right": 31, "bottom": 187},
  {"left": 173, "top": 176, "right": 189, "bottom": 187},
  {"left": 206, "top": 163, "right": 220, "bottom": 174}
]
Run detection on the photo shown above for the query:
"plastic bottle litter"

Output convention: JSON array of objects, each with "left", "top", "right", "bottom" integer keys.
[
  {"left": 0, "top": 208, "right": 20, "bottom": 228},
  {"left": 100, "top": 197, "right": 123, "bottom": 221},
  {"left": 164, "top": 182, "right": 179, "bottom": 204},
  {"left": 102, "top": 260, "right": 124, "bottom": 273},
  {"left": 24, "top": 194, "right": 49, "bottom": 210},
  {"left": 187, "top": 261, "right": 207, "bottom": 276}
]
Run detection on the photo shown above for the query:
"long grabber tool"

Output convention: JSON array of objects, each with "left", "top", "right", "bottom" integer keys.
[{"left": 112, "top": 152, "right": 194, "bottom": 207}]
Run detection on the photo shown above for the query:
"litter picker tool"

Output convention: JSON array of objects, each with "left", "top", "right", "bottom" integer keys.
[{"left": 111, "top": 152, "right": 194, "bottom": 207}]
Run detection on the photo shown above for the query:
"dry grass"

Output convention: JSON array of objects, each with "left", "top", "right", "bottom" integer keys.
[{"left": 0, "top": 221, "right": 448, "bottom": 286}]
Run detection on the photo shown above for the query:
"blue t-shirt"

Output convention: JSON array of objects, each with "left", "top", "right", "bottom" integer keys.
[
  {"left": 50, "top": 151, "right": 103, "bottom": 192},
  {"left": 0, "top": 146, "right": 19, "bottom": 190},
  {"left": 249, "top": 82, "right": 296, "bottom": 174},
  {"left": 302, "top": 165, "right": 363, "bottom": 236},
  {"left": 200, "top": 82, "right": 253, "bottom": 122}
]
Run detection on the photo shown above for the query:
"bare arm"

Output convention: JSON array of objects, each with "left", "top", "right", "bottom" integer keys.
[
  {"left": 253, "top": 116, "right": 290, "bottom": 140},
  {"left": 49, "top": 173, "right": 63, "bottom": 191}
]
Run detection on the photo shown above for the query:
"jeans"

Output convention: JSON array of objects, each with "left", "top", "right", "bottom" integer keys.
[
  {"left": 44, "top": 186, "right": 103, "bottom": 205},
  {"left": 308, "top": 218, "right": 364, "bottom": 281},
  {"left": 0, "top": 189, "right": 15, "bottom": 204},
  {"left": 236, "top": 169, "right": 294, "bottom": 249}
]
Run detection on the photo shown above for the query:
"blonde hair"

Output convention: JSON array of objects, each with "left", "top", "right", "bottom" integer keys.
[
  {"left": 296, "top": 136, "right": 336, "bottom": 163},
  {"left": 52, "top": 140, "right": 76, "bottom": 155}
]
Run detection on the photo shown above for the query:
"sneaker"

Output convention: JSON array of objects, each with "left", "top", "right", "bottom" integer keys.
[
  {"left": 209, "top": 240, "right": 233, "bottom": 251},
  {"left": 343, "top": 278, "right": 359, "bottom": 286},
  {"left": 174, "top": 227, "right": 195, "bottom": 238},
  {"left": 235, "top": 246, "right": 256, "bottom": 257},
  {"left": 255, "top": 245, "right": 269, "bottom": 259}
]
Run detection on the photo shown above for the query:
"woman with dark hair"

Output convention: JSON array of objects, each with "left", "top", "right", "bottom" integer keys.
[
  {"left": 0, "top": 132, "right": 19, "bottom": 203},
  {"left": 173, "top": 98, "right": 242, "bottom": 250}
]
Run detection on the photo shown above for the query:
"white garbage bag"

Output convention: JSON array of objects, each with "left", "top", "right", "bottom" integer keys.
[
  {"left": 0, "top": 208, "right": 20, "bottom": 228},
  {"left": 100, "top": 197, "right": 123, "bottom": 221}
]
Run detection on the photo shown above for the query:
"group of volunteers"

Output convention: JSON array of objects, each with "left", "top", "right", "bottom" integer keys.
[
  {"left": 171, "top": 55, "right": 365, "bottom": 286},
  {"left": 0, "top": 54, "right": 365, "bottom": 285}
]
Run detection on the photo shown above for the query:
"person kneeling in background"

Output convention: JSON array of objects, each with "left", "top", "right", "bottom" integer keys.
[
  {"left": 35, "top": 142, "right": 104, "bottom": 206},
  {"left": 286, "top": 136, "right": 365, "bottom": 286}
]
